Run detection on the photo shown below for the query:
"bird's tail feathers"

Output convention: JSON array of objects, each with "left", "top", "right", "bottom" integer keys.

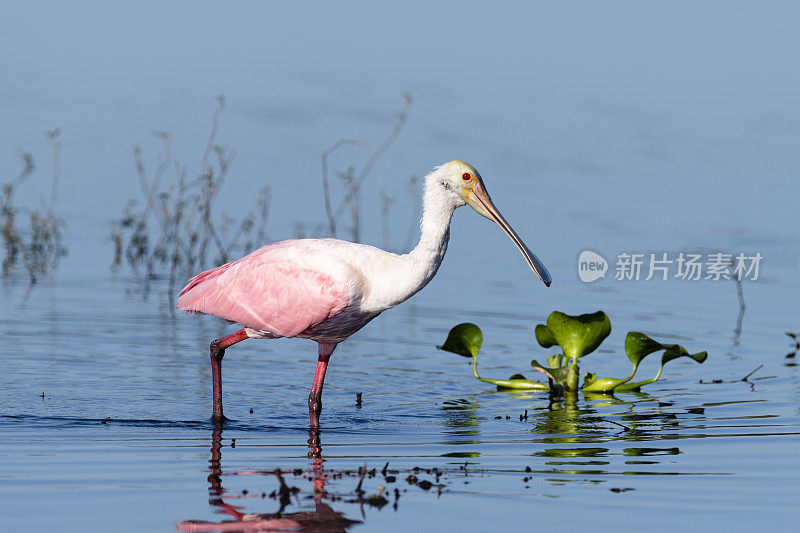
[{"left": 177, "top": 262, "right": 233, "bottom": 301}]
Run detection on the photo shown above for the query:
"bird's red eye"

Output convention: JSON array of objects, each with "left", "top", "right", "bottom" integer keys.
[{"left": 462, "top": 173, "right": 471, "bottom": 181}]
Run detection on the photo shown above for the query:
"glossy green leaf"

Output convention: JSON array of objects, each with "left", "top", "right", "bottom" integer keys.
[
  {"left": 615, "top": 338, "right": 708, "bottom": 392},
  {"left": 487, "top": 377, "right": 550, "bottom": 391},
  {"left": 662, "top": 346, "right": 708, "bottom": 365},
  {"left": 440, "top": 316, "right": 707, "bottom": 397},
  {"left": 614, "top": 379, "right": 655, "bottom": 392},
  {"left": 624, "top": 331, "right": 666, "bottom": 366},
  {"left": 496, "top": 372, "right": 550, "bottom": 389},
  {"left": 545, "top": 311, "right": 611, "bottom": 362},
  {"left": 437, "top": 323, "right": 483, "bottom": 358},
  {"left": 581, "top": 376, "right": 629, "bottom": 393},
  {"left": 535, "top": 324, "right": 557, "bottom": 348},
  {"left": 546, "top": 354, "right": 564, "bottom": 368}
]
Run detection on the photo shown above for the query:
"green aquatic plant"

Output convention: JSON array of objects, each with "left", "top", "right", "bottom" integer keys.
[
  {"left": 532, "top": 311, "right": 611, "bottom": 392},
  {"left": 537, "top": 311, "right": 611, "bottom": 363},
  {"left": 437, "top": 322, "right": 482, "bottom": 358},
  {"left": 436, "top": 323, "right": 548, "bottom": 391},
  {"left": 610, "top": 333, "right": 708, "bottom": 392},
  {"left": 438, "top": 311, "right": 707, "bottom": 395}
]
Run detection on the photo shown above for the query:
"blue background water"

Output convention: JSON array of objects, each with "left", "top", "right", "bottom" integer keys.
[{"left": 1, "top": 2, "right": 799, "bottom": 531}]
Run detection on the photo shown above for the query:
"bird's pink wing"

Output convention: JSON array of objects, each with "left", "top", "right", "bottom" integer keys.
[{"left": 176, "top": 241, "right": 349, "bottom": 337}]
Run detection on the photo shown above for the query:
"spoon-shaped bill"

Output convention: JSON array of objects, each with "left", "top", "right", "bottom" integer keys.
[{"left": 465, "top": 181, "right": 552, "bottom": 287}]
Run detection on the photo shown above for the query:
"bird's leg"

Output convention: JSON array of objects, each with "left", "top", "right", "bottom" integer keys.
[
  {"left": 308, "top": 343, "right": 337, "bottom": 428},
  {"left": 210, "top": 329, "right": 249, "bottom": 424}
]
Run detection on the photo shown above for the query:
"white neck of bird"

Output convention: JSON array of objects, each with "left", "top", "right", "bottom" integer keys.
[
  {"left": 364, "top": 170, "right": 461, "bottom": 312},
  {"left": 394, "top": 174, "right": 459, "bottom": 295},
  {"left": 409, "top": 176, "right": 457, "bottom": 263}
]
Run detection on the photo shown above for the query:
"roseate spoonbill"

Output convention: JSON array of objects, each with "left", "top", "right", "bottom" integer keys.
[{"left": 177, "top": 160, "right": 551, "bottom": 426}]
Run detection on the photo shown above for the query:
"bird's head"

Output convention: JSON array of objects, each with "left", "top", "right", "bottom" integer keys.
[{"left": 438, "top": 160, "right": 551, "bottom": 287}]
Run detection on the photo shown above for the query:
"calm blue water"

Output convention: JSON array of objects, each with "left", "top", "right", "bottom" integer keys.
[{"left": 1, "top": 2, "right": 799, "bottom": 531}]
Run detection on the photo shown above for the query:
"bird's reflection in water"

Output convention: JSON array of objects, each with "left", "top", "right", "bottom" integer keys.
[{"left": 177, "top": 427, "right": 360, "bottom": 532}]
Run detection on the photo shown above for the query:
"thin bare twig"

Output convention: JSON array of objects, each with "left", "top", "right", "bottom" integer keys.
[
  {"left": 321, "top": 139, "right": 368, "bottom": 237},
  {"left": 380, "top": 191, "right": 394, "bottom": 251},
  {"left": 127, "top": 133, "right": 174, "bottom": 275},
  {"left": 254, "top": 185, "right": 271, "bottom": 245},
  {"left": 223, "top": 212, "right": 255, "bottom": 258},
  {"left": 115, "top": 96, "right": 274, "bottom": 289},
  {"left": 742, "top": 364, "right": 763, "bottom": 382},
  {"left": 3, "top": 131, "right": 67, "bottom": 283},
  {"left": 203, "top": 95, "right": 225, "bottom": 174},
  {"left": 45, "top": 128, "right": 61, "bottom": 214},
  {"left": 354, "top": 462, "right": 367, "bottom": 496},
  {"left": 168, "top": 163, "right": 187, "bottom": 304},
  {"left": 198, "top": 146, "right": 235, "bottom": 265},
  {"left": 733, "top": 267, "right": 746, "bottom": 346},
  {"left": 1, "top": 152, "right": 35, "bottom": 273},
  {"left": 330, "top": 93, "right": 413, "bottom": 230}
]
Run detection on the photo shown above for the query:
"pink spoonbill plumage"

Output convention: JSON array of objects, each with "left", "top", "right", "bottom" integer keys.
[{"left": 177, "top": 160, "right": 551, "bottom": 427}]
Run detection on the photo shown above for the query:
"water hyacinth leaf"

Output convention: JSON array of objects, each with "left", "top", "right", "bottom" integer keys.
[
  {"left": 624, "top": 332, "right": 666, "bottom": 366},
  {"left": 662, "top": 346, "right": 708, "bottom": 365},
  {"left": 437, "top": 323, "right": 483, "bottom": 358},
  {"left": 546, "top": 353, "right": 564, "bottom": 368},
  {"left": 616, "top": 341, "right": 708, "bottom": 392},
  {"left": 692, "top": 351, "right": 708, "bottom": 363},
  {"left": 496, "top": 372, "right": 550, "bottom": 389},
  {"left": 535, "top": 324, "right": 557, "bottom": 348},
  {"left": 614, "top": 378, "right": 657, "bottom": 392},
  {"left": 581, "top": 376, "right": 629, "bottom": 393},
  {"left": 545, "top": 311, "right": 611, "bottom": 361},
  {"left": 486, "top": 377, "right": 549, "bottom": 391}
]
